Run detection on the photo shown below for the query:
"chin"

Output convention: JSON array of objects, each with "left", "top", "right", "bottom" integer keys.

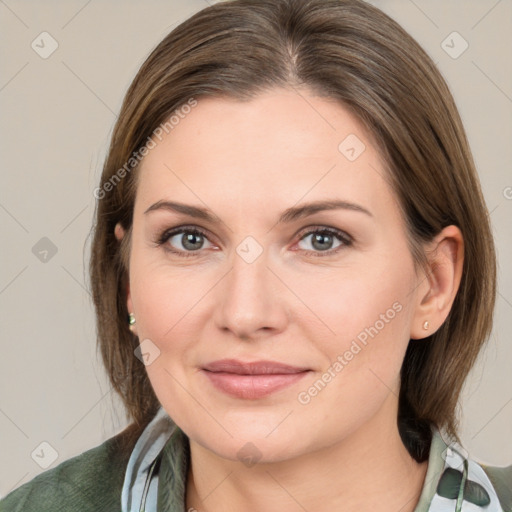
[
  {"left": 197, "top": 432, "right": 307, "bottom": 465},
  {"left": 183, "top": 412, "right": 317, "bottom": 465}
]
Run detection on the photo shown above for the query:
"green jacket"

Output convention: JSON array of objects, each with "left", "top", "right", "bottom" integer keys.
[
  {"left": 1, "top": 423, "right": 511, "bottom": 511},
  {"left": 0, "top": 426, "right": 135, "bottom": 511}
]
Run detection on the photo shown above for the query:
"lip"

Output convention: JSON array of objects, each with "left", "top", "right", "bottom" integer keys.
[{"left": 201, "top": 359, "right": 311, "bottom": 399}]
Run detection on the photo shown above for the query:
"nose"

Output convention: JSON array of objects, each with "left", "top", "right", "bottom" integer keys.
[{"left": 213, "top": 245, "right": 289, "bottom": 341}]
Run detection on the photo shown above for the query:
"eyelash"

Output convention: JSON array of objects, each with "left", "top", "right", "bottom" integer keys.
[{"left": 155, "top": 225, "right": 353, "bottom": 259}]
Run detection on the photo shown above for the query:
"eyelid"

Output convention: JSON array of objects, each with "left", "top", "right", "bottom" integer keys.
[
  {"left": 157, "top": 224, "right": 205, "bottom": 242},
  {"left": 296, "top": 225, "right": 352, "bottom": 244}
]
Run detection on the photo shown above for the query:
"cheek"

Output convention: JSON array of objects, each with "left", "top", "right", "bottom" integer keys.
[
  {"left": 129, "top": 243, "right": 208, "bottom": 339},
  {"left": 128, "top": 254, "right": 222, "bottom": 398},
  {"left": 294, "top": 278, "right": 414, "bottom": 436},
  {"left": 129, "top": 265, "right": 204, "bottom": 416},
  {"left": 297, "top": 259, "right": 414, "bottom": 351},
  {"left": 296, "top": 257, "right": 416, "bottom": 406}
]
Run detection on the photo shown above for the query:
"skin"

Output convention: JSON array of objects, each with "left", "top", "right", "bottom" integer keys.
[{"left": 115, "top": 87, "right": 464, "bottom": 512}]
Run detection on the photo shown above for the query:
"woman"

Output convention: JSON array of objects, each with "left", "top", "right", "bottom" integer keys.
[{"left": 1, "top": 0, "right": 510, "bottom": 511}]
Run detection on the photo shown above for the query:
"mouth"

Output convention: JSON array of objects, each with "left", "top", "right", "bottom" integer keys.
[{"left": 201, "top": 359, "right": 311, "bottom": 399}]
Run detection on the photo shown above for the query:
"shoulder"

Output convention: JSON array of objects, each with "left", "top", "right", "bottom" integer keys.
[
  {"left": 480, "top": 463, "right": 512, "bottom": 512},
  {"left": 0, "top": 423, "right": 142, "bottom": 512}
]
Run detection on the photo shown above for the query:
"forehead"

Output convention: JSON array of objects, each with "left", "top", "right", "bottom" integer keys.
[{"left": 135, "top": 88, "right": 399, "bottom": 224}]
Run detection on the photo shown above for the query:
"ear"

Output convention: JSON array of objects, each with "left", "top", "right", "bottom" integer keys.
[
  {"left": 114, "top": 222, "right": 125, "bottom": 242},
  {"left": 115, "top": 222, "right": 136, "bottom": 334},
  {"left": 410, "top": 225, "right": 464, "bottom": 340}
]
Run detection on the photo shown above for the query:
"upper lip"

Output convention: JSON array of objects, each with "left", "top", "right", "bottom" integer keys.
[{"left": 202, "top": 359, "right": 310, "bottom": 375}]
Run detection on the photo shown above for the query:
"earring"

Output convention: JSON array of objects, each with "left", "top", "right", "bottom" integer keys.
[
  {"left": 128, "top": 313, "right": 136, "bottom": 332},
  {"left": 423, "top": 320, "right": 430, "bottom": 330}
]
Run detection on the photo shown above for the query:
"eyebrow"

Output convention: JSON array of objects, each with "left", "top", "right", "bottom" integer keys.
[{"left": 144, "top": 199, "right": 373, "bottom": 223}]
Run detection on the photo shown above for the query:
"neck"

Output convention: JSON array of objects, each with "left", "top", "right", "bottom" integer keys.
[{"left": 185, "top": 404, "right": 428, "bottom": 512}]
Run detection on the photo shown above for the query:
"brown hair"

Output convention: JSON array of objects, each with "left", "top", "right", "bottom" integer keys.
[{"left": 89, "top": 0, "right": 496, "bottom": 461}]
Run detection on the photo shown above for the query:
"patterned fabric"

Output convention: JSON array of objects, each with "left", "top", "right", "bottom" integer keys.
[
  {"left": 426, "top": 442, "right": 506, "bottom": 511},
  {"left": 121, "top": 407, "right": 511, "bottom": 512},
  {"left": 121, "top": 407, "right": 176, "bottom": 511}
]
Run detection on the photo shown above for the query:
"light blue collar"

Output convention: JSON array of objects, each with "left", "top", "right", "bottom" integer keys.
[{"left": 121, "top": 407, "right": 177, "bottom": 512}]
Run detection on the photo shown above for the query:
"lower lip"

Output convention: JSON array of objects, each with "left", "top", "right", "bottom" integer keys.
[{"left": 202, "top": 370, "right": 310, "bottom": 399}]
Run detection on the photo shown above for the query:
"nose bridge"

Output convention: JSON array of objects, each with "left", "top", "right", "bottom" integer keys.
[
  {"left": 232, "top": 240, "right": 269, "bottom": 298},
  {"left": 214, "top": 236, "right": 286, "bottom": 338}
]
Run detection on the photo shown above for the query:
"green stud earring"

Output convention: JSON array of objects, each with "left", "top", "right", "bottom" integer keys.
[{"left": 128, "top": 313, "right": 136, "bottom": 331}]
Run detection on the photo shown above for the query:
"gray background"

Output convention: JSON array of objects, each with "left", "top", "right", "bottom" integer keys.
[{"left": 1, "top": 0, "right": 511, "bottom": 497}]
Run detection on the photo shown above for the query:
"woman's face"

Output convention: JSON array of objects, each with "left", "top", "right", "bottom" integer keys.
[{"left": 121, "top": 88, "right": 427, "bottom": 462}]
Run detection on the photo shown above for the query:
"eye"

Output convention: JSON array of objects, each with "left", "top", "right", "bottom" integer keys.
[
  {"left": 295, "top": 226, "right": 352, "bottom": 257},
  {"left": 157, "top": 226, "right": 214, "bottom": 258},
  {"left": 156, "top": 225, "right": 352, "bottom": 258}
]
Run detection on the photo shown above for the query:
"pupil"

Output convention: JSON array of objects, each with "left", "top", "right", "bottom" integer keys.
[
  {"left": 313, "top": 233, "right": 332, "bottom": 251},
  {"left": 184, "top": 233, "right": 203, "bottom": 250}
]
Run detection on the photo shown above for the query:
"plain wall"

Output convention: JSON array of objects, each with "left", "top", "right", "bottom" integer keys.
[{"left": 1, "top": 0, "right": 511, "bottom": 497}]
